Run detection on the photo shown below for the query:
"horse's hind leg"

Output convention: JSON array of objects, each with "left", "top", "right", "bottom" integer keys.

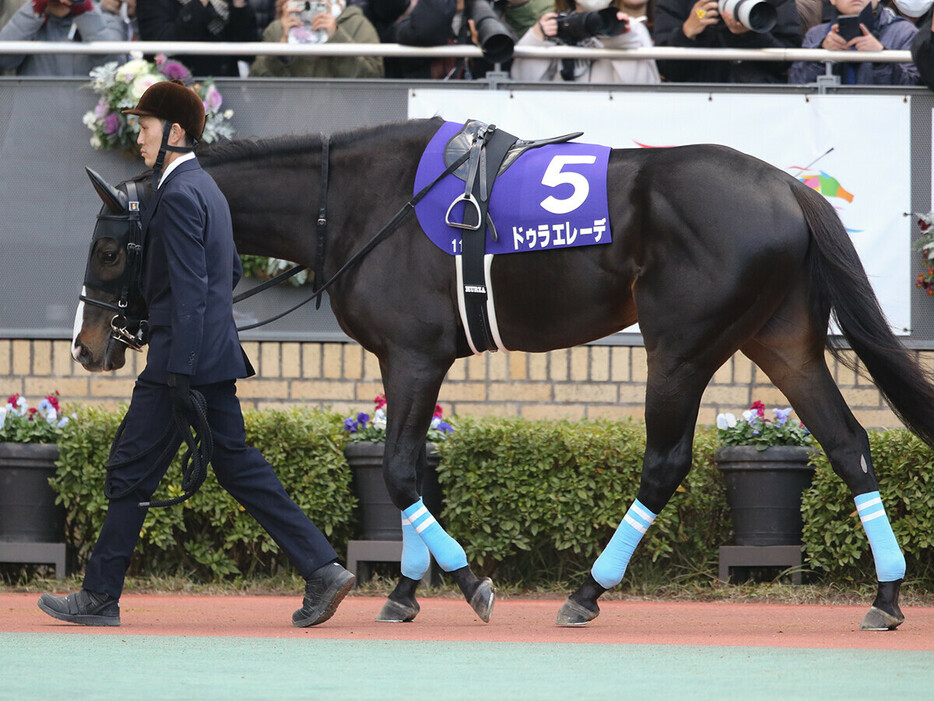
[
  {"left": 558, "top": 344, "right": 723, "bottom": 626},
  {"left": 376, "top": 353, "right": 494, "bottom": 624},
  {"left": 742, "top": 304, "right": 906, "bottom": 630}
]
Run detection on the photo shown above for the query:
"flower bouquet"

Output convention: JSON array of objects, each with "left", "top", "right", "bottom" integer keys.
[
  {"left": 0, "top": 391, "right": 74, "bottom": 444},
  {"left": 716, "top": 400, "right": 812, "bottom": 451},
  {"left": 913, "top": 211, "right": 934, "bottom": 295},
  {"left": 82, "top": 53, "right": 235, "bottom": 153},
  {"left": 344, "top": 394, "right": 453, "bottom": 444}
]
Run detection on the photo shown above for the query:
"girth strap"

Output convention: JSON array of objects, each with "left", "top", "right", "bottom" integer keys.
[
  {"left": 313, "top": 134, "right": 330, "bottom": 310},
  {"left": 454, "top": 124, "right": 518, "bottom": 354}
]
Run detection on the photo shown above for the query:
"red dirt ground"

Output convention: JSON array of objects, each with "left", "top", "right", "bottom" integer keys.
[{"left": 4, "top": 593, "right": 934, "bottom": 650}]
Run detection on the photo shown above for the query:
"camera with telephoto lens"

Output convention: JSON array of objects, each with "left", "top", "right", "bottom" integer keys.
[
  {"left": 554, "top": 6, "right": 629, "bottom": 44},
  {"left": 466, "top": 0, "right": 515, "bottom": 64},
  {"left": 717, "top": 0, "right": 776, "bottom": 33}
]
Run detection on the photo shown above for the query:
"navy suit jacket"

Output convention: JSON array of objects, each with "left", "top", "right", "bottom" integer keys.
[{"left": 138, "top": 158, "right": 253, "bottom": 385}]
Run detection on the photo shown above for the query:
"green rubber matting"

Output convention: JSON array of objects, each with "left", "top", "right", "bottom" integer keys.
[{"left": 2, "top": 633, "right": 933, "bottom": 699}]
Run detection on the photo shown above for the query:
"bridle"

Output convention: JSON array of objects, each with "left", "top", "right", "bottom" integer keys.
[{"left": 80, "top": 179, "right": 149, "bottom": 351}]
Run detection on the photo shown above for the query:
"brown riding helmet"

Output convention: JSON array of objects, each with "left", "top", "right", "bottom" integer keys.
[{"left": 123, "top": 79, "right": 206, "bottom": 141}]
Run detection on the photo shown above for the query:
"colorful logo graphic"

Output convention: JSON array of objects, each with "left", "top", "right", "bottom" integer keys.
[{"left": 789, "top": 167, "right": 854, "bottom": 204}]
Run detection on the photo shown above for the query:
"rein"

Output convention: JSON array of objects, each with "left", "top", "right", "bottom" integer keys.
[{"left": 233, "top": 138, "right": 472, "bottom": 331}]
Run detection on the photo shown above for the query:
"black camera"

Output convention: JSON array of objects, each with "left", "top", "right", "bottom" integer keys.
[
  {"left": 555, "top": 6, "right": 628, "bottom": 44},
  {"left": 466, "top": 0, "right": 515, "bottom": 64}
]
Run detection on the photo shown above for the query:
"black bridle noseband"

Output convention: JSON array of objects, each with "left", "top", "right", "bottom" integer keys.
[{"left": 80, "top": 179, "right": 149, "bottom": 351}]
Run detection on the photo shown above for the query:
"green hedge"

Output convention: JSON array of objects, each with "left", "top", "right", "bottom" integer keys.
[
  {"left": 49, "top": 407, "right": 934, "bottom": 589},
  {"left": 52, "top": 405, "right": 355, "bottom": 580},
  {"left": 436, "top": 417, "right": 730, "bottom": 585},
  {"left": 802, "top": 429, "right": 934, "bottom": 584}
]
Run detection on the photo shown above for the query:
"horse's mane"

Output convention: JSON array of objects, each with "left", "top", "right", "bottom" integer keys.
[{"left": 197, "top": 117, "right": 444, "bottom": 167}]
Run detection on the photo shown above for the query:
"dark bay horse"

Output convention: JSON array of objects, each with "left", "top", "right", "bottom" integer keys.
[{"left": 75, "top": 117, "right": 934, "bottom": 630}]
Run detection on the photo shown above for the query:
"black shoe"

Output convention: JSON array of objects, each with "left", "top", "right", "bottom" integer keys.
[
  {"left": 292, "top": 562, "right": 355, "bottom": 628},
  {"left": 37, "top": 589, "right": 120, "bottom": 627}
]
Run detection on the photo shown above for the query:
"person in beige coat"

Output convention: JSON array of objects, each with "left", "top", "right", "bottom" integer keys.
[
  {"left": 251, "top": 0, "right": 383, "bottom": 77},
  {"left": 511, "top": 0, "right": 659, "bottom": 83}
]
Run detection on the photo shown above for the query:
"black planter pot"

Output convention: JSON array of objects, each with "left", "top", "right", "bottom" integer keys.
[
  {"left": 715, "top": 445, "right": 816, "bottom": 546},
  {"left": 0, "top": 442, "right": 65, "bottom": 543},
  {"left": 344, "top": 442, "right": 443, "bottom": 541}
]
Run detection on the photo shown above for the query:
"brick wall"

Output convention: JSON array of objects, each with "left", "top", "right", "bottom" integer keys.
[{"left": 0, "top": 339, "right": 912, "bottom": 430}]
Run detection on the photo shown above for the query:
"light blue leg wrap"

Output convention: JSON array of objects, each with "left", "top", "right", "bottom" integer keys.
[
  {"left": 591, "top": 499, "right": 658, "bottom": 590},
  {"left": 855, "top": 491, "right": 906, "bottom": 582},
  {"left": 400, "top": 513, "right": 431, "bottom": 580},
  {"left": 402, "top": 498, "right": 467, "bottom": 572}
]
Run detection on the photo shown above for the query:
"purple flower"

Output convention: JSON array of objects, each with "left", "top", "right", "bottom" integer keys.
[
  {"left": 203, "top": 84, "right": 223, "bottom": 113},
  {"left": 356, "top": 412, "right": 370, "bottom": 427},
  {"left": 102, "top": 112, "right": 120, "bottom": 135},
  {"left": 94, "top": 99, "right": 109, "bottom": 119},
  {"left": 343, "top": 417, "right": 357, "bottom": 433},
  {"left": 161, "top": 60, "right": 191, "bottom": 82}
]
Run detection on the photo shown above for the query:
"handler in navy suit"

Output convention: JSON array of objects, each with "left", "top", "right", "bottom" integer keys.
[{"left": 38, "top": 80, "right": 354, "bottom": 627}]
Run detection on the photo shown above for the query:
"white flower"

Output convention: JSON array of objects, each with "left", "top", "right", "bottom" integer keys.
[
  {"left": 0, "top": 407, "right": 6, "bottom": 428},
  {"left": 82, "top": 110, "right": 97, "bottom": 128},
  {"left": 742, "top": 409, "right": 757, "bottom": 423},
  {"left": 371, "top": 408, "right": 387, "bottom": 431},
  {"left": 119, "top": 58, "right": 151, "bottom": 80},
  {"left": 223, "top": 109, "right": 234, "bottom": 119},
  {"left": 57, "top": 416, "right": 70, "bottom": 429},
  {"left": 716, "top": 413, "right": 737, "bottom": 430},
  {"left": 90, "top": 134, "right": 102, "bottom": 149},
  {"left": 130, "top": 73, "right": 161, "bottom": 100}
]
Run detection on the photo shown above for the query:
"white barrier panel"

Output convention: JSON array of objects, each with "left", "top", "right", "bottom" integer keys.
[{"left": 409, "top": 89, "right": 912, "bottom": 335}]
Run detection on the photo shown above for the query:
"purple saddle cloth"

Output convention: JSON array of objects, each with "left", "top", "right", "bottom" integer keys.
[{"left": 413, "top": 121, "right": 612, "bottom": 257}]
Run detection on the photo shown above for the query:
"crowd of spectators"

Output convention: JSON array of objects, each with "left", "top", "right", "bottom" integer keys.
[{"left": 2, "top": 0, "right": 934, "bottom": 86}]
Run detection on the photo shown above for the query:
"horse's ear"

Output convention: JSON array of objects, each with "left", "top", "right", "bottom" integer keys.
[{"left": 86, "top": 167, "right": 127, "bottom": 213}]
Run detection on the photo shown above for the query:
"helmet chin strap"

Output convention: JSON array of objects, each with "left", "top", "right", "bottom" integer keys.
[{"left": 151, "top": 120, "right": 198, "bottom": 188}]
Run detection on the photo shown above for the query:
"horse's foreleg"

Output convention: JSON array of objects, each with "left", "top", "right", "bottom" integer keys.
[
  {"left": 377, "top": 354, "right": 494, "bottom": 623},
  {"left": 557, "top": 357, "right": 712, "bottom": 626},
  {"left": 376, "top": 443, "right": 430, "bottom": 623},
  {"left": 743, "top": 334, "right": 906, "bottom": 631}
]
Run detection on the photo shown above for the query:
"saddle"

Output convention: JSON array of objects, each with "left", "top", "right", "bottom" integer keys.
[
  {"left": 442, "top": 120, "right": 582, "bottom": 354},
  {"left": 443, "top": 120, "right": 583, "bottom": 183}
]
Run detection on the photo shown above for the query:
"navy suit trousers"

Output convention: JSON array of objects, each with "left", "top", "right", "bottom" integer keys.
[{"left": 83, "top": 379, "right": 338, "bottom": 598}]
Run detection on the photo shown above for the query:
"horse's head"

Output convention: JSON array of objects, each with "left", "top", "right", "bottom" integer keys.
[{"left": 73, "top": 168, "right": 150, "bottom": 372}]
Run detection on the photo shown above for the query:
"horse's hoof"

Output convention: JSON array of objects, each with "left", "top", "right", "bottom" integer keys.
[
  {"left": 555, "top": 598, "right": 599, "bottom": 627},
  {"left": 375, "top": 597, "right": 420, "bottom": 623},
  {"left": 860, "top": 606, "right": 904, "bottom": 631},
  {"left": 468, "top": 577, "right": 495, "bottom": 623},
  {"left": 861, "top": 579, "right": 905, "bottom": 631}
]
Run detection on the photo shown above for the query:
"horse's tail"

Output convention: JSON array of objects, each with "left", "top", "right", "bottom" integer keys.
[{"left": 793, "top": 181, "right": 934, "bottom": 448}]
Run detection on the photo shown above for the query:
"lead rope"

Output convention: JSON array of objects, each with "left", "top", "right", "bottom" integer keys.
[{"left": 104, "top": 389, "right": 214, "bottom": 509}]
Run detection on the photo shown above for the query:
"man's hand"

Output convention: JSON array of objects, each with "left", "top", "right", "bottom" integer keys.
[
  {"left": 847, "top": 24, "right": 883, "bottom": 52},
  {"left": 822, "top": 24, "right": 850, "bottom": 50},
  {"left": 311, "top": 10, "right": 337, "bottom": 39},
  {"left": 683, "top": 0, "right": 719, "bottom": 39},
  {"left": 720, "top": 9, "right": 749, "bottom": 35},
  {"left": 281, "top": 9, "right": 302, "bottom": 41},
  {"left": 533, "top": 11, "right": 558, "bottom": 40}
]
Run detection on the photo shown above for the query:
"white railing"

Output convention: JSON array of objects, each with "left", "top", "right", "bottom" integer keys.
[{"left": 0, "top": 40, "right": 915, "bottom": 64}]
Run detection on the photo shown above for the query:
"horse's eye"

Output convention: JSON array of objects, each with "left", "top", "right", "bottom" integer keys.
[{"left": 102, "top": 251, "right": 117, "bottom": 264}]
